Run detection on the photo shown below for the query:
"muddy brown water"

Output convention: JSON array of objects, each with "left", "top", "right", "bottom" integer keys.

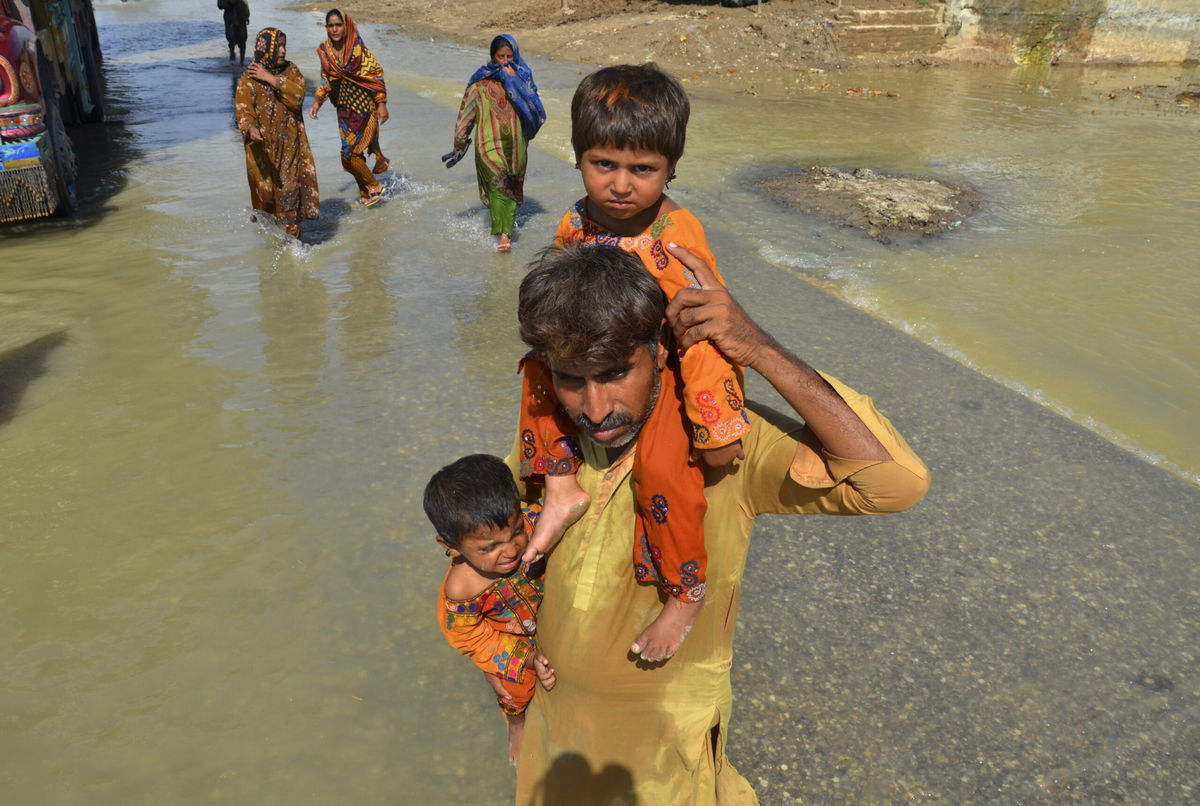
[{"left": 2, "top": 0, "right": 1198, "bottom": 802}]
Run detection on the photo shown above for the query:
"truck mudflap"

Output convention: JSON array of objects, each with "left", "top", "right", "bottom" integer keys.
[{"left": 0, "top": 130, "right": 63, "bottom": 221}]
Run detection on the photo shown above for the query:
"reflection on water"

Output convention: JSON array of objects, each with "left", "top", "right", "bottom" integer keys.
[{"left": 1, "top": 0, "right": 1197, "bottom": 802}]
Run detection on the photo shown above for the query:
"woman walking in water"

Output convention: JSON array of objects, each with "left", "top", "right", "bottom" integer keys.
[
  {"left": 309, "top": 9, "right": 390, "bottom": 207},
  {"left": 446, "top": 35, "right": 545, "bottom": 252},
  {"left": 235, "top": 27, "right": 320, "bottom": 239}
]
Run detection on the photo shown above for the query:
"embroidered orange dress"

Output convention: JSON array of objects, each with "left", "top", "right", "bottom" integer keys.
[
  {"left": 518, "top": 200, "right": 751, "bottom": 603},
  {"left": 437, "top": 510, "right": 545, "bottom": 716}
]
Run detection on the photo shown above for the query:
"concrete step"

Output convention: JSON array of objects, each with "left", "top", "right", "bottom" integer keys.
[
  {"left": 838, "top": 0, "right": 942, "bottom": 8},
  {"left": 840, "top": 7, "right": 942, "bottom": 25},
  {"left": 835, "top": 23, "right": 947, "bottom": 52}
]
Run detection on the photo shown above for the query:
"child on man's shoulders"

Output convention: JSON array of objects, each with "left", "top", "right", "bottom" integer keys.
[{"left": 517, "top": 63, "right": 750, "bottom": 663}]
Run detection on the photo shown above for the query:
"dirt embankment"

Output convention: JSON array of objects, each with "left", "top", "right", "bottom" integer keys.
[
  {"left": 344, "top": 0, "right": 849, "bottom": 98},
  {"left": 338, "top": 0, "right": 1200, "bottom": 107}
]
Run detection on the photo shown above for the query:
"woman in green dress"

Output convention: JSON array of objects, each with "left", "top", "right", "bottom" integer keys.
[{"left": 447, "top": 35, "right": 545, "bottom": 252}]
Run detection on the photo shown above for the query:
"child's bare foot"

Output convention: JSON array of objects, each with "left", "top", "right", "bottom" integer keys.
[
  {"left": 506, "top": 712, "right": 526, "bottom": 766},
  {"left": 630, "top": 597, "right": 704, "bottom": 662},
  {"left": 496, "top": 233, "right": 512, "bottom": 252},
  {"left": 522, "top": 474, "right": 589, "bottom": 563}
]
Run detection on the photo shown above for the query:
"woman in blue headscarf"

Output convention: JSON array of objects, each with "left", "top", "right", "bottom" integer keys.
[{"left": 446, "top": 35, "right": 546, "bottom": 252}]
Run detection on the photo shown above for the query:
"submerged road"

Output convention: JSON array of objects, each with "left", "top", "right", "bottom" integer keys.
[{"left": 723, "top": 232, "right": 1200, "bottom": 803}]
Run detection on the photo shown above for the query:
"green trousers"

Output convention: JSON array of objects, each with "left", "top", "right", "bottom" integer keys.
[{"left": 487, "top": 187, "right": 517, "bottom": 236}]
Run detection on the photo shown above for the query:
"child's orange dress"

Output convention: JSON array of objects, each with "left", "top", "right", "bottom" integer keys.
[
  {"left": 518, "top": 199, "right": 750, "bottom": 603},
  {"left": 437, "top": 508, "right": 544, "bottom": 716}
]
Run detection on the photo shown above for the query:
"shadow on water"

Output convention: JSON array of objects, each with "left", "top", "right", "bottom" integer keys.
[
  {"left": 298, "top": 198, "right": 356, "bottom": 245},
  {"left": 517, "top": 196, "right": 551, "bottom": 223},
  {"left": 0, "top": 331, "right": 66, "bottom": 426},
  {"left": 442, "top": 196, "right": 551, "bottom": 231}
]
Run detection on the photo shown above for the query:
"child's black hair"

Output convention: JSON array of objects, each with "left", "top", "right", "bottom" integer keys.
[
  {"left": 423, "top": 454, "right": 521, "bottom": 549},
  {"left": 570, "top": 63, "right": 690, "bottom": 168}
]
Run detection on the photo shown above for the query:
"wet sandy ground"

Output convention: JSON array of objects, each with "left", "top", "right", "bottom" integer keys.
[{"left": 715, "top": 220, "right": 1200, "bottom": 802}]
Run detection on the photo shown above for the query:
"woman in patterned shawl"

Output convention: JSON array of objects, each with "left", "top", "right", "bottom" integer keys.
[
  {"left": 309, "top": 9, "right": 389, "bottom": 207},
  {"left": 448, "top": 34, "right": 546, "bottom": 252},
  {"left": 234, "top": 27, "right": 320, "bottom": 239}
]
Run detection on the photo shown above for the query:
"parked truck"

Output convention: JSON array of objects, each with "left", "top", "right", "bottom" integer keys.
[{"left": 0, "top": 0, "right": 103, "bottom": 222}]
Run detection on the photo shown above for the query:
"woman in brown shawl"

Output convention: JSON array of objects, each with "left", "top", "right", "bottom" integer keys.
[
  {"left": 235, "top": 28, "right": 320, "bottom": 238},
  {"left": 308, "top": 9, "right": 389, "bottom": 207}
]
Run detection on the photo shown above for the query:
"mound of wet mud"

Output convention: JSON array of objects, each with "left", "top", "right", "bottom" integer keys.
[{"left": 756, "top": 167, "right": 978, "bottom": 242}]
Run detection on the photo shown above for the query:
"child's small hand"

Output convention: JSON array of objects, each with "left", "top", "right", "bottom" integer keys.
[
  {"left": 693, "top": 439, "right": 745, "bottom": 468},
  {"left": 665, "top": 242, "right": 773, "bottom": 369},
  {"left": 532, "top": 652, "right": 556, "bottom": 691}
]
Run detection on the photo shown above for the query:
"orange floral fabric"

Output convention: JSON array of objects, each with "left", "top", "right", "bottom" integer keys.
[
  {"left": 514, "top": 201, "right": 750, "bottom": 602},
  {"left": 437, "top": 508, "right": 545, "bottom": 715},
  {"left": 554, "top": 200, "right": 750, "bottom": 450}
]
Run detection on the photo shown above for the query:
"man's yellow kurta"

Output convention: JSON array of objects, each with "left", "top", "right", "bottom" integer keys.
[{"left": 512, "top": 374, "right": 929, "bottom": 805}]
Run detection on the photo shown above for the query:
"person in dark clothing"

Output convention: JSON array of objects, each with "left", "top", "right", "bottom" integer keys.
[{"left": 218, "top": 0, "right": 250, "bottom": 65}]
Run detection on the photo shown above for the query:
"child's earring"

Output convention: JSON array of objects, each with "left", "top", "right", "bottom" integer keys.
[
  {"left": 444, "top": 549, "right": 451, "bottom": 557},
  {"left": 665, "top": 171, "right": 676, "bottom": 189}
]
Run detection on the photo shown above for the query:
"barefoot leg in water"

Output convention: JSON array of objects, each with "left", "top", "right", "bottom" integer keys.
[
  {"left": 631, "top": 596, "right": 704, "bottom": 662},
  {"left": 522, "top": 473, "right": 589, "bottom": 563},
  {"left": 506, "top": 712, "right": 526, "bottom": 766}
]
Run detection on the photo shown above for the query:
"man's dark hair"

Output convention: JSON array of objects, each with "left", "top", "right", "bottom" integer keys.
[
  {"left": 571, "top": 63, "right": 689, "bottom": 168},
  {"left": 423, "top": 454, "right": 520, "bottom": 548},
  {"left": 518, "top": 245, "right": 665, "bottom": 365}
]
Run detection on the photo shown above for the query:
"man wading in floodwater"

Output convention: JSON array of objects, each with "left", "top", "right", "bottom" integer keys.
[
  {"left": 218, "top": 0, "right": 250, "bottom": 65},
  {"left": 508, "top": 243, "right": 929, "bottom": 803}
]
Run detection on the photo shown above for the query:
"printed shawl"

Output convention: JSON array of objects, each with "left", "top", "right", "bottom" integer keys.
[
  {"left": 315, "top": 11, "right": 386, "bottom": 97},
  {"left": 252, "top": 27, "right": 288, "bottom": 74}
]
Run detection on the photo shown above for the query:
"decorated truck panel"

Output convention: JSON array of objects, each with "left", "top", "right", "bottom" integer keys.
[{"left": 0, "top": 0, "right": 102, "bottom": 222}]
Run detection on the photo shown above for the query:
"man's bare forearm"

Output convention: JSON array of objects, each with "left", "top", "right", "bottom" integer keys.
[{"left": 744, "top": 334, "right": 892, "bottom": 463}]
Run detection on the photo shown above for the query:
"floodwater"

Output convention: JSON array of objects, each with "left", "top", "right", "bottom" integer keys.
[{"left": 1, "top": 0, "right": 1197, "bottom": 802}]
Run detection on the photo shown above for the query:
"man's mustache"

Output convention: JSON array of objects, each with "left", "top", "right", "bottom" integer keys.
[{"left": 573, "top": 411, "right": 633, "bottom": 433}]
